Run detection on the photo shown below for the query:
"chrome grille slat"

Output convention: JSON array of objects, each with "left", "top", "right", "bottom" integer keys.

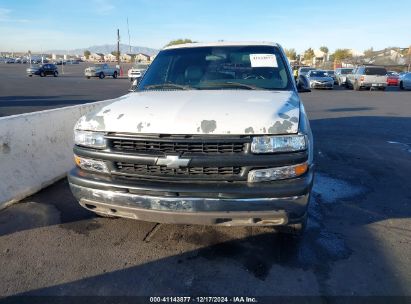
[
  {"left": 110, "top": 138, "right": 246, "bottom": 154},
  {"left": 115, "top": 162, "right": 241, "bottom": 177}
]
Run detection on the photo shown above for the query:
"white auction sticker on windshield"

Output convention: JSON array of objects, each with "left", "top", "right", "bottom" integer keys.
[{"left": 250, "top": 54, "right": 278, "bottom": 67}]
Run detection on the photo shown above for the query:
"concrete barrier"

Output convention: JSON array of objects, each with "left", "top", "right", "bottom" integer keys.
[{"left": 0, "top": 100, "right": 115, "bottom": 210}]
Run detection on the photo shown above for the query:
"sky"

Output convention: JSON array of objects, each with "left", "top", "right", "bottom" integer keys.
[{"left": 0, "top": 0, "right": 410, "bottom": 53}]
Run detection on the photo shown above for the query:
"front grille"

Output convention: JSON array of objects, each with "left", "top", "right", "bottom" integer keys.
[
  {"left": 115, "top": 162, "right": 242, "bottom": 178},
  {"left": 109, "top": 137, "right": 247, "bottom": 155}
]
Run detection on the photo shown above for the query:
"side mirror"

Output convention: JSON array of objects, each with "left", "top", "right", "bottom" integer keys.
[{"left": 296, "top": 75, "right": 311, "bottom": 93}]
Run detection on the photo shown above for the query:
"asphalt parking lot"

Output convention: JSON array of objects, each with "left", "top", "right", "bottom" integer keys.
[
  {"left": 0, "top": 63, "right": 132, "bottom": 117},
  {"left": 0, "top": 69, "right": 411, "bottom": 298}
]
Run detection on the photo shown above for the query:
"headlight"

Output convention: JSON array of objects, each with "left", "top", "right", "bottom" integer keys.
[
  {"left": 74, "top": 155, "right": 109, "bottom": 173},
  {"left": 248, "top": 162, "right": 308, "bottom": 183},
  {"left": 251, "top": 135, "right": 306, "bottom": 154},
  {"left": 74, "top": 130, "right": 107, "bottom": 149}
]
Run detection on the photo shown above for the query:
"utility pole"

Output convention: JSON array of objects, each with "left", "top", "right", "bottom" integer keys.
[
  {"left": 117, "top": 29, "right": 120, "bottom": 66},
  {"left": 127, "top": 17, "right": 131, "bottom": 54}
]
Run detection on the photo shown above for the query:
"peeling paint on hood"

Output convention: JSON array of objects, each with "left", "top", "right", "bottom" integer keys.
[{"left": 75, "top": 90, "right": 301, "bottom": 135}]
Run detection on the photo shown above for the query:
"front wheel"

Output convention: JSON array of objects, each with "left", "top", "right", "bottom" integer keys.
[
  {"left": 113, "top": 71, "right": 118, "bottom": 79},
  {"left": 40, "top": 71, "right": 45, "bottom": 77},
  {"left": 354, "top": 81, "right": 361, "bottom": 91},
  {"left": 400, "top": 81, "right": 404, "bottom": 90},
  {"left": 99, "top": 72, "right": 105, "bottom": 79},
  {"left": 53, "top": 71, "right": 58, "bottom": 77}
]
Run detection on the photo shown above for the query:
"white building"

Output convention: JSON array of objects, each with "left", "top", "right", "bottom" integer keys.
[
  {"left": 89, "top": 53, "right": 104, "bottom": 62},
  {"left": 104, "top": 53, "right": 117, "bottom": 62},
  {"left": 135, "top": 53, "right": 150, "bottom": 62}
]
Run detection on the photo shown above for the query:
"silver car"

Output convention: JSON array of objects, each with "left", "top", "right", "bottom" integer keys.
[
  {"left": 307, "top": 70, "right": 334, "bottom": 89},
  {"left": 335, "top": 68, "right": 353, "bottom": 86}
]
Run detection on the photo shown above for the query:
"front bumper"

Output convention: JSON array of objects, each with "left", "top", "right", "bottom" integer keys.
[
  {"left": 26, "top": 70, "right": 39, "bottom": 75},
  {"left": 310, "top": 81, "right": 333, "bottom": 89},
  {"left": 85, "top": 71, "right": 98, "bottom": 77},
  {"left": 68, "top": 167, "right": 314, "bottom": 226}
]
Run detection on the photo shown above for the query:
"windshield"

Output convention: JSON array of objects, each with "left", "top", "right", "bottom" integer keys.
[
  {"left": 138, "top": 45, "right": 291, "bottom": 91},
  {"left": 309, "top": 71, "right": 328, "bottom": 77},
  {"left": 326, "top": 71, "right": 335, "bottom": 75},
  {"left": 341, "top": 69, "right": 353, "bottom": 74},
  {"left": 364, "top": 67, "right": 387, "bottom": 76}
]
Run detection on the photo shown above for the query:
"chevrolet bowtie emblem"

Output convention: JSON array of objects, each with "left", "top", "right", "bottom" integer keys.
[{"left": 156, "top": 155, "right": 191, "bottom": 168}]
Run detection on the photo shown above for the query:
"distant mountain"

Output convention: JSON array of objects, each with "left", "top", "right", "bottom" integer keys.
[{"left": 46, "top": 44, "right": 159, "bottom": 56}]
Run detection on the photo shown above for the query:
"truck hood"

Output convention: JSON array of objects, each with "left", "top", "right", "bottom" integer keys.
[{"left": 75, "top": 90, "right": 301, "bottom": 135}]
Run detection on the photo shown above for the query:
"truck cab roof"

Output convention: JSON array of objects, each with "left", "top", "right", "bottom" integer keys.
[{"left": 163, "top": 41, "right": 281, "bottom": 50}]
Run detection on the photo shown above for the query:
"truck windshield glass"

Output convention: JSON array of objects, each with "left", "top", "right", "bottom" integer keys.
[
  {"left": 138, "top": 45, "right": 291, "bottom": 91},
  {"left": 341, "top": 69, "right": 353, "bottom": 74}
]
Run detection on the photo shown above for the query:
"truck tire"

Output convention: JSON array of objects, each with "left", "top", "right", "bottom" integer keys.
[
  {"left": 99, "top": 72, "right": 105, "bottom": 79},
  {"left": 40, "top": 71, "right": 45, "bottom": 77},
  {"left": 113, "top": 71, "right": 118, "bottom": 79},
  {"left": 53, "top": 71, "right": 58, "bottom": 77},
  {"left": 354, "top": 81, "right": 361, "bottom": 91},
  {"left": 276, "top": 214, "right": 307, "bottom": 237},
  {"left": 86, "top": 76, "right": 91, "bottom": 79}
]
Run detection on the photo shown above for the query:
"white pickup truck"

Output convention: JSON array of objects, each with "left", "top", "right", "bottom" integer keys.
[
  {"left": 346, "top": 66, "right": 387, "bottom": 90},
  {"left": 69, "top": 41, "right": 314, "bottom": 235},
  {"left": 85, "top": 63, "right": 119, "bottom": 79}
]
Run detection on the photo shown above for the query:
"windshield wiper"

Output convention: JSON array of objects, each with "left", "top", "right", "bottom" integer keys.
[
  {"left": 200, "top": 82, "right": 266, "bottom": 90},
  {"left": 143, "top": 83, "right": 192, "bottom": 90}
]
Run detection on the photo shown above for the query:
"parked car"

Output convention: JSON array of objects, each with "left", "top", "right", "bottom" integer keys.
[
  {"left": 325, "top": 70, "right": 337, "bottom": 84},
  {"left": 15, "top": 58, "right": 27, "bottom": 64},
  {"left": 66, "top": 60, "right": 80, "bottom": 64},
  {"left": 85, "top": 63, "right": 119, "bottom": 79},
  {"left": 387, "top": 74, "right": 399, "bottom": 86},
  {"left": 335, "top": 68, "right": 353, "bottom": 86},
  {"left": 346, "top": 66, "right": 387, "bottom": 90},
  {"left": 306, "top": 70, "right": 334, "bottom": 89},
  {"left": 26, "top": 64, "right": 59, "bottom": 77},
  {"left": 69, "top": 41, "right": 314, "bottom": 235},
  {"left": 399, "top": 72, "right": 411, "bottom": 90},
  {"left": 298, "top": 67, "right": 316, "bottom": 77},
  {"left": 128, "top": 63, "right": 149, "bottom": 82},
  {"left": 53, "top": 60, "right": 66, "bottom": 65}
]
